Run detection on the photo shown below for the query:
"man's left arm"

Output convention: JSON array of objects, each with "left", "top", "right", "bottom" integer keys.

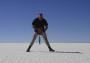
[{"left": 44, "top": 19, "right": 48, "bottom": 31}]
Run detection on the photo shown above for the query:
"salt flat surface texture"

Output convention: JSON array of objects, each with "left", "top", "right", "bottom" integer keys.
[{"left": 0, "top": 43, "right": 90, "bottom": 63}]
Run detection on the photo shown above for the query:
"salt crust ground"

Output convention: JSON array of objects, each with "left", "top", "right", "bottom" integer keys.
[{"left": 0, "top": 43, "right": 90, "bottom": 63}]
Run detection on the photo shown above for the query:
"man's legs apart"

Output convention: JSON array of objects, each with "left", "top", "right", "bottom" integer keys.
[
  {"left": 26, "top": 33, "right": 38, "bottom": 52},
  {"left": 42, "top": 32, "right": 55, "bottom": 52}
]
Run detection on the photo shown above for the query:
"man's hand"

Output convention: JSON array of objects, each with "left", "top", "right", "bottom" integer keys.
[
  {"left": 37, "top": 28, "right": 43, "bottom": 35},
  {"left": 44, "top": 25, "right": 48, "bottom": 31}
]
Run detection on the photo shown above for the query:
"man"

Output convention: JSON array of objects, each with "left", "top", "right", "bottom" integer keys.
[{"left": 26, "top": 13, "right": 55, "bottom": 52}]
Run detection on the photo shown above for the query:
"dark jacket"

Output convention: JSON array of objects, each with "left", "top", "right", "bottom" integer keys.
[{"left": 32, "top": 18, "right": 48, "bottom": 32}]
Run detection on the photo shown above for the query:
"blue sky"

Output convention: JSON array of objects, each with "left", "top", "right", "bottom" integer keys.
[{"left": 0, "top": 0, "right": 90, "bottom": 43}]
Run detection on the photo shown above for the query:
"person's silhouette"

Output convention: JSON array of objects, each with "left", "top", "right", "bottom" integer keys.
[{"left": 26, "top": 13, "right": 55, "bottom": 52}]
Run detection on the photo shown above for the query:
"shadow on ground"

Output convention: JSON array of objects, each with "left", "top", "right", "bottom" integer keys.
[
  {"left": 30, "top": 51, "right": 82, "bottom": 54},
  {"left": 55, "top": 51, "right": 82, "bottom": 54}
]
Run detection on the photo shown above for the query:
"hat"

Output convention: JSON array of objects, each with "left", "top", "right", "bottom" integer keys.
[{"left": 39, "top": 13, "right": 43, "bottom": 16}]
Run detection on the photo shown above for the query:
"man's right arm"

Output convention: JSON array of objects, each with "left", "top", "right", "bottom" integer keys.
[
  {"left": 32, "top": 19, "right": 36, "bottom": 29},
  {"left": 32, "top": 19, "right": 38, "bottom": 33}
]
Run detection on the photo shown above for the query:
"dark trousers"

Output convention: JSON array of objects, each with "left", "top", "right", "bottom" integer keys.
[{"left": 27, "top": 32, "right": 52, "bottom": 51}]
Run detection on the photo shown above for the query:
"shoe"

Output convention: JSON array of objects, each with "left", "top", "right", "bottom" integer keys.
[
  {"left": 26, "top": 49, "right": 30, "bottom": 52},
  {"left": 49, "top": 48, "right": 55, "bottom": 52}
]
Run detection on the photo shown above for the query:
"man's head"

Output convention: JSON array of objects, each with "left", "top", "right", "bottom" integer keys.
[{"left": 38, "top": 13, "right": 43, "bottom": 20}]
